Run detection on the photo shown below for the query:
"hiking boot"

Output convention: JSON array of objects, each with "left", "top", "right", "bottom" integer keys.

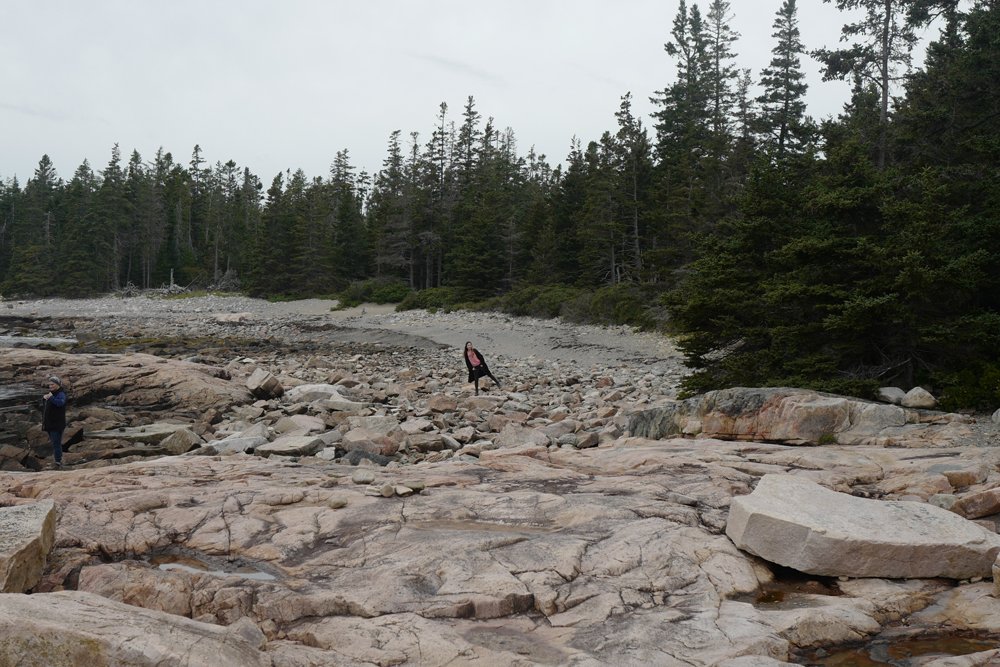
[{"left": 47, "top": 462, "right": 62, "bottom": 471}]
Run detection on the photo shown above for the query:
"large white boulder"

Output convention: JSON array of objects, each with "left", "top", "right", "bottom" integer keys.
[
  {"left": 901, "top": 387, "right": 937, "bottom": 409},
  {"left": 727, "top": 474, "right": 1000, "bottom": 579},
  {"left": 0, "top": 500, "right": 57, "bottom": 593}
]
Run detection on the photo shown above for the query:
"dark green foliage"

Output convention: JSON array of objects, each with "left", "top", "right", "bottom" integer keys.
[
  {"left": 396, "top": 287, "right": 458, "bottom": 312},
  {"left": 337, "top": 278, "right": 412, "bottom": 308},
  {"left": 586, "top": 284, "right": 662, "bottom": 330},
  {"left": 936, "top": 363, "right": 1000, "bottom": 413},
  {"left": 497, "top": 284, "right": 582, "bottom": 319}
]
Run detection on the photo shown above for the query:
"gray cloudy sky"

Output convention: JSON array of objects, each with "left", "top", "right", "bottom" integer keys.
[{"left": 1, "top": 0, "right": 938, "bottom": 185}]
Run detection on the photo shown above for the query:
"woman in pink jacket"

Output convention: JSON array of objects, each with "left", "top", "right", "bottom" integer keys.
[{"left": 463, "top": 342, "right": 503, "bottom": 396}]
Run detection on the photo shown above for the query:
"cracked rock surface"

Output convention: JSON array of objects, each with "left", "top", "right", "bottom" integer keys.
[{"left": 4, "top": 436, "right": 1000, "bottom": 665}]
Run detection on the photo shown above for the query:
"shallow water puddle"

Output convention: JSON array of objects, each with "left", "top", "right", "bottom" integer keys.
[
  {"left": 735, "top": 564, "right": 843, "bottom": 609},
  {"left": 799, "top": 636, "right": 997, "bottom": 667},
  {"left": 147, "top": 553, "right": 276, "bottom": 581}
]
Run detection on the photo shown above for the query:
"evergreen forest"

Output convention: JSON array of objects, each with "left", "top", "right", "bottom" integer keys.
[{"left": 3, "top": 0, "right": 1000, "bottom": 407}]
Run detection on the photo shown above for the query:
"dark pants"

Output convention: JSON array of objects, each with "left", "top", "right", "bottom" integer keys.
[
  {"left": 48, "top": 430, "right": 63, "bottom": 463},
  {"left": 471, "top": 366, "right": 501, "bottom": 394}
]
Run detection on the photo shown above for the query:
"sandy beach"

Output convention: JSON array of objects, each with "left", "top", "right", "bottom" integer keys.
[{"left": 2, "top": 295, "right": 689, "bottom": 381}]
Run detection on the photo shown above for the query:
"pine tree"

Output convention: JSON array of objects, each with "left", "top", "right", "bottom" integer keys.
[
  {"left": 59, "top": 160, "right": 103, "bottom": 296},
  {"left": 704, "top": 0, "right": 741, "bottom": 139},
  {"left": 94, "top": 145, "right": 127, "bottom": 290},
  {"left": 814, "top": 0, "right": 918, "bottom": 169},
  {"left": 614, "top": 93, "right": 652, "bottom": 278},
  {"left": 757, "top": 0, "right": 811, "bottom": 157},
  {"left": 3, "top": 155, "right": 63, "bottom": 295},
  {"left": 371, "top": 130, "right": 410, "bottom": 279}
]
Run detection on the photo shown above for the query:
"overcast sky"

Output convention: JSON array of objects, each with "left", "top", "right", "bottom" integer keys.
[{"left": 0, "top": 0, "right": 941, "bottom": 186}]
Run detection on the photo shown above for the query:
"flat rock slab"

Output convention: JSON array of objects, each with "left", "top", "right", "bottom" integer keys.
[
  {"left": 0, "top": 590, "right": 269, "bottom": 667},
  {"left": 727, "top": 474, "right": 1000, "bottom": 579},
  {"left": 255, "top": 434, "right": 324, "bottom": 457},
  {"left": 87, "top": 422, "right": 187, "bottom": 445},
  {"left": 284, "top": 383, "right": 342, "bottom": 403},
  {"left": 0, "top": 499, "right": 56, "bottom": 593},
  {"left": 0, "top": 348, "right": 252, "bottom": 412}
]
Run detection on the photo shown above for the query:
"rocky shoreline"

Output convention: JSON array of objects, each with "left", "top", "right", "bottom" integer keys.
[{"left": 2, "top": 296, "right": 1000, "bottom": 666}]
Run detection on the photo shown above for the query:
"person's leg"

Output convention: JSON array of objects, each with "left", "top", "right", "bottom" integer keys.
[
  {"left": 487, "top": 371, "right": 502, "bottom": 390},
  {"left": 49, "top": 430, "right": 63, "bottom": 468}
]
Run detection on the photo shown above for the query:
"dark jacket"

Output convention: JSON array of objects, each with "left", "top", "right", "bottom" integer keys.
[
  {"left": 42, "top": 389, "right": 67, "bottom": 432},
  {"left": 464, "top": 348, "right": 492, "bottom": 383}
]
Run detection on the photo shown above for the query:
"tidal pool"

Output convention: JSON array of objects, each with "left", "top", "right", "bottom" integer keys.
[{"left": 799, "top": 635, "right": 997, "bottom": 667}]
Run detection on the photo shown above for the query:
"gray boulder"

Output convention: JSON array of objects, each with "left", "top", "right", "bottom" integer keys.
[
  {"left": 158, "top": 427, "right": 204, "bottom": 455},
  {"left": 246, "top": 368, "right": 283, "bottom": 399},
  {"left": 877, "top": 387, "right": 907, "bottom": 405}
]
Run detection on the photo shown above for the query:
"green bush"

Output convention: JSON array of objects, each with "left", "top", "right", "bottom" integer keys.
[
  {"left": 337, "top": 278, "right": 412, "bottom": 309},
  {"left": 392, "top": 282, "right": 668, "bottom": 332},
  {"left": 371, "top": 282, "right": 412, "bottom": 304},
  {"left": 267, "top": 293, "right": 335, "bottom": 303},
  {"left": 396, "top": 287, "right": 458, "bottom": 311},
  {"left": 936, "top": 363, "right": 1000, "bottom": 412},
  {"left": 498, "top": 284, "right": 582, "bottom": 319},
  {"left": 587, "top": 284, "right": 659, "bottom": 329}
]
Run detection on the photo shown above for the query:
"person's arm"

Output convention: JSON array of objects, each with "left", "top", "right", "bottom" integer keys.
[{"left": 50, "top": 391, "right": 66, "bottom": 408}]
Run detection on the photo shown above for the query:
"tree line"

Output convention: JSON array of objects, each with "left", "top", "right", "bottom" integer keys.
[{"left": 3, "top": 0, "right": 999, "bottom": 405}]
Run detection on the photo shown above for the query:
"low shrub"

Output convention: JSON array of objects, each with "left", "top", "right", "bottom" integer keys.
[
  {"left": 498, "top": 284, "right": 582, "bottom": 319},
  {"left": 396, "top": 287, "right": 458, "bottom": 311},
  {"left": 337, "top": 278, "right": 412, "bottom": 309},
  {"left": 394, "top": 282, "right": 668, "bottom": 332},
  {"left": 936, "top": 363, "right": 1000, "bottom": 412},
  {"left": 586, "top": 284, "right": 659, "bottom": 329}
]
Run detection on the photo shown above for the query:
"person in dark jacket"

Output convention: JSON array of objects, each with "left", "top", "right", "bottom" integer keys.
[
  {"left": 464, "top": 342, "right": 502, "bottom": 396},
  {"left": 41, "top": 376, "right": 67, "bottom": 470}
]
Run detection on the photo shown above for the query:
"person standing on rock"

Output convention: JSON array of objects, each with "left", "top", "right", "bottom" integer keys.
[
  {"left": 41, "top": 376, "right": 67, "bottom": 470},
  {"left": 464, "top": 342, "right": 502, "bottom": 396}
]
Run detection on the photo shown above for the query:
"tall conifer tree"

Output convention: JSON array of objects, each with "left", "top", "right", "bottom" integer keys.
[{"left": 757, "top": 0, "right": 810, "bottom": 157}]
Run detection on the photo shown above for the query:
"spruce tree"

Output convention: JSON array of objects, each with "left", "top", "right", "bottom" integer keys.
[
  {"left": 59, "top": 160, "right": 103, "bottom": 296},
  {"left": 814, "top": 0, "right": 917, "bottom": 169},
  {"left": 3, "top": 155, "right": 63, "bottom": 295},
  {"left": 757, "top": 0, "right": 810, "bottom": 157}
]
